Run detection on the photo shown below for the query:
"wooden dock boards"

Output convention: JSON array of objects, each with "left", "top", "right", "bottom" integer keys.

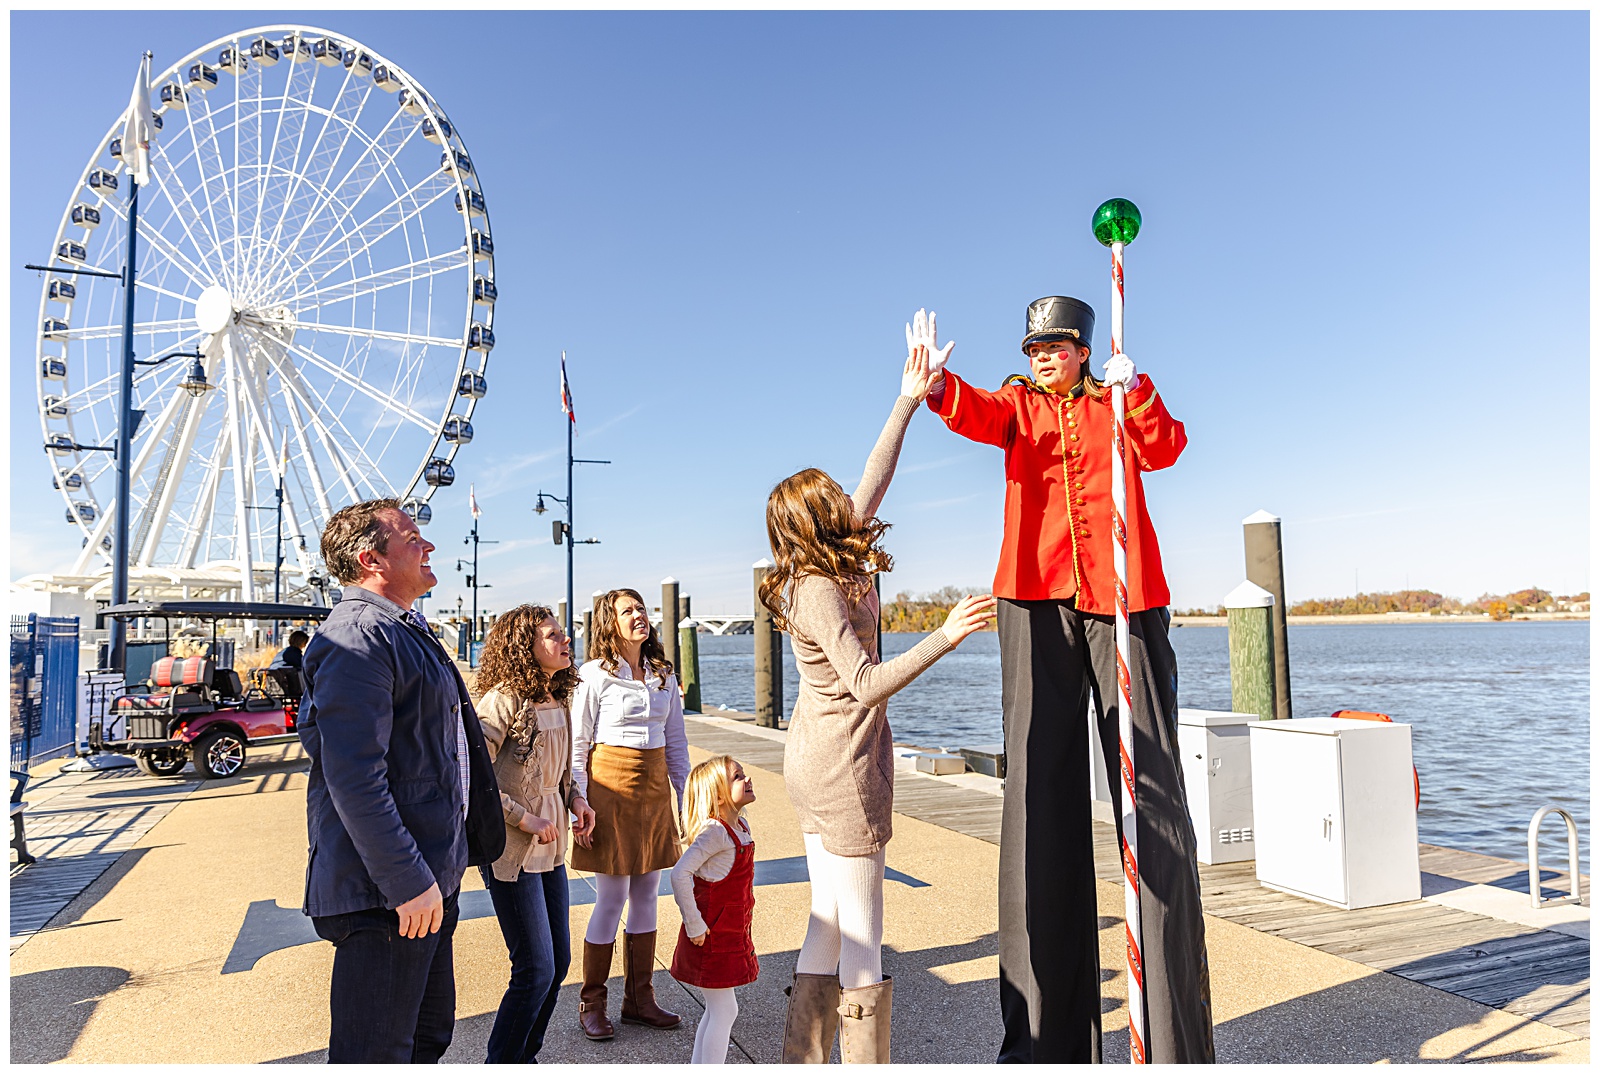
[
  {"left": 685, "top": 717, "right": 1590, "bottom": 1039},
  {"left": 9, "top": 768, "right": 203, "bottom": 950}
]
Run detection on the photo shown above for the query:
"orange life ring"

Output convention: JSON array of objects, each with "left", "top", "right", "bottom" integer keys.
[{"left": 1330, "top": 710, "right": 1420, "bottom": 809}]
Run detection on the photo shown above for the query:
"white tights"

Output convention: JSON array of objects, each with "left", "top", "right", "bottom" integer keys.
[
  {"left": 691, "top": 987, "right": 739, "bottom": 1064},
  {"left": 794, "top": 832, "right": 885, "bottom": 990},
  {"left": 584, "top": 871, "right": 661, "bottom": 943}
]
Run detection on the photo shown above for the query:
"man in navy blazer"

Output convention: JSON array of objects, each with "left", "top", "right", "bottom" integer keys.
[{"left": 300, "top": 498, "right": 504, "bottom": 1062}]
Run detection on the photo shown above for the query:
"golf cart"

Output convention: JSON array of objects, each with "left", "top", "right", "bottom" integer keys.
[{"left": 96, "top": 601, "right": 331, "bottom": 779}]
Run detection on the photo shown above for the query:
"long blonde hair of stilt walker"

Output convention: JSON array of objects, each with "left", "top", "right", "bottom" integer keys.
[{"left": 681, "top": 755, "right": 740, "bottom": 842}]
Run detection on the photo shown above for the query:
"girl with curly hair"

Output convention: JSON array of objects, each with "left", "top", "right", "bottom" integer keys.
[
  {"left": 569, "top": 587, "right": 690, "bottom": 1041},
  {"left": 474, "top": 604, "right": 595, "bottom": 1063},
  {"left": 762, "top": 334, "right": 995, "bottom": 1063}
]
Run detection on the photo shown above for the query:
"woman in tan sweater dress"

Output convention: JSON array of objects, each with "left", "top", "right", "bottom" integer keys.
[{"left": 759, "top": 334, "right": 996, "bottom": 1063}]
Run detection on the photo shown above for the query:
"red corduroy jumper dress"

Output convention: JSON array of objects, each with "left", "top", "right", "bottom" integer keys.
[{"left": 670, "top": 818, "right": 759, "bottom": 989}]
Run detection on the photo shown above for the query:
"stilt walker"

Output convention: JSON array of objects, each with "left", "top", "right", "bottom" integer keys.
[
  {"left": 924, "top": 198, "right": 1214, "bottom": 1064},
  {"left": 1095, "top": 197, "right": 1146, "bottom": 1064}
]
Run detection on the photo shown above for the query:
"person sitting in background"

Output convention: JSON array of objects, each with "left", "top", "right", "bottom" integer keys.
[{"left": 270, "top": 630, "right": 311, "bottom": 670}]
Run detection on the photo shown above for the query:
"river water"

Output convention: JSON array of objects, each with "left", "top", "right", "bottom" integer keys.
[{"left": 695, "top": 621, "right": 1590, "bottom": 870}]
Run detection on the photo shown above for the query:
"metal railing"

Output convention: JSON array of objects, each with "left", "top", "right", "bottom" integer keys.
[
  {"left": 9, "top": 614, "right": 81, "bottom": 768},
  {"left": 1527, "top": 805, "right": 1584, "bottom": 909}
]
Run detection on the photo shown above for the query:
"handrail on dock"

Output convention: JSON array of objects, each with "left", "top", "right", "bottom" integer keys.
[{"left": 1527, "top": 804, "right": 1583, "bottom": 909}]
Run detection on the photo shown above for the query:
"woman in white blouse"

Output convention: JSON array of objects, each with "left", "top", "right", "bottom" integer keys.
[{"left": 570, "top": 587, "right": 690, "bottom": 1041}]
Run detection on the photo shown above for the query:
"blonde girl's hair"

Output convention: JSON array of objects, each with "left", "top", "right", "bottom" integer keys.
[
  {"left": 758, "top": 468, "right": 893, "bottom": 634},
  {"left": 681, "top": 754, "right": 739, "bottom": 842}
]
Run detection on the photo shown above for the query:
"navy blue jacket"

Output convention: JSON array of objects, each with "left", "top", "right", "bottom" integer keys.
[{"left": 299, "top": 586, "right": 504, "bottom": 917}]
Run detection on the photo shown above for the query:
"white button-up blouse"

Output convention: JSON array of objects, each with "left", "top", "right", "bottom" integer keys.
[{"left": 570, "top": 657, "right": 690, "bottom": 805}]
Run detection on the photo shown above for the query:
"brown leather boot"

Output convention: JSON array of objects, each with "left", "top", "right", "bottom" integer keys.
[
  {"left": 781, "top": 973, "right": 841, "bottom": 1063},
  {"left": 837, "top": 975, "right": 892, "bottom": 1064},
  {"left": 579, "top": 940, "right": 615, "bottom": 1041},
  {"left": 619, "top": 930, "right": 681, "bottom": 1029}
]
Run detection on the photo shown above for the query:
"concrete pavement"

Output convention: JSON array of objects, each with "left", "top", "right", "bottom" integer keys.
[{"left": 8, "top": 721, "right": 1589, "bottom": 1064}]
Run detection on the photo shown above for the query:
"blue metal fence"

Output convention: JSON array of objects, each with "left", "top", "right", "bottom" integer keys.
[{"left": 9, "top": 614, "right": 81, "bottom": 769}]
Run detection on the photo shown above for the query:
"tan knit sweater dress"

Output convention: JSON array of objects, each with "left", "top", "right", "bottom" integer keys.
[{"left": 783, "top": 395, "right": 956, "bottom": 857}]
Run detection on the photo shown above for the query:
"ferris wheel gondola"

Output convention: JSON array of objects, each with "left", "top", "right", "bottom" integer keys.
[{"left": 35, "top": 24, "right": 493, "bottom": 600}]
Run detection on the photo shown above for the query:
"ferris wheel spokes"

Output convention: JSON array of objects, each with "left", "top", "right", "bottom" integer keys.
[
  {"left": 265, "top": 342, "right": 389, "bottom": 500},
  {"left": 287, "top": 246, "right": 469, "bottom": 309},
  {"left": 273, "top": 333, "right": 438, "bottom": 435},
  {"left": 278, "top": 166, "right": 456, "bottom": 303},
  {"left": 182, "top": 82, "right": 241, "bottom": 279}
]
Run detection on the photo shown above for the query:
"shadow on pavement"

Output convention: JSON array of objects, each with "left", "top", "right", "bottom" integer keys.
[{"left": 10, "top": 965, "right": 131, "bottom": 1063}]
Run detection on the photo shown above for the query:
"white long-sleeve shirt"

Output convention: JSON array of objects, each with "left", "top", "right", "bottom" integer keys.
[
  {"left": 670, "top": 816, "right": 754, "bottom": 938},
  {"left": 570, "top": 657, "right": 689, "bottom": 805}
]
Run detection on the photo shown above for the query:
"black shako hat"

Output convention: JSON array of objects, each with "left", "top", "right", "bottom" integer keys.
[{"left": 1021, "top": 296, "right": 1095, "bottom": 356}]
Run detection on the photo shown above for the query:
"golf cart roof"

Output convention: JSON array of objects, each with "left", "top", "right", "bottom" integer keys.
[{"left": 101, "top": 601, "right": 333, "bottom": 622}]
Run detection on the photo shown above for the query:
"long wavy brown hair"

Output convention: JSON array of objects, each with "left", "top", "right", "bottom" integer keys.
[
  {"left": 476, "top": 605, "right": 579, "bottom": 752},
  {"left": 589, "top": 588, "right": 674, "bottom": 688},
  {"left": 758, "top": 467, "right": 893, "bottom": 633}
]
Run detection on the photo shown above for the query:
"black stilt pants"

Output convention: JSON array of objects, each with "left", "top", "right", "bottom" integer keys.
[{"left": 996, "top": 598, "right": 1215, "bottom": 1064}]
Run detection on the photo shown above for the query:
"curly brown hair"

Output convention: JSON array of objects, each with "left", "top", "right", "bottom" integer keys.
[
  {"left": 476, "top": 605, "right": 579, "bottom": 751},
  {"left": 589, "top": 588, "right": 674, "bottom": 688},
  {"left": 320, "top": 498, "right": 402, "bottom": 584},
  {"left": 758, "top": 467, "right": 893, "bottom": 633}
]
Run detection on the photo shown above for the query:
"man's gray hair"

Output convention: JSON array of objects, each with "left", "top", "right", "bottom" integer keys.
[{"left": 320, "top": 498, "right": 403, "bottom": 584}]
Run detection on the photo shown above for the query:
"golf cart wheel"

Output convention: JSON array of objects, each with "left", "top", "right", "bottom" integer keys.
[
  {"left": 192, "top": 730, "right": 246, "bottom": 779},
  {"left": 134, "top": 750, "right": 188, "bottom": 778}
]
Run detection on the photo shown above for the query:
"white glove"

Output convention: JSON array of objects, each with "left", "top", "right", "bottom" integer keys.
[
  {"left": 1103, "top": 353, "right": 1139, "bottom": 391},
  {"left": 904, "top": 308, "right": 955, "bottom": 374}
]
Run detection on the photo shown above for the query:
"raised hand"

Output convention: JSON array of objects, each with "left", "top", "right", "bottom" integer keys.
[
  {"left": 939, "top": 594, "right": 998, "bottom": 647},
  {"left": 905, "top": 308, "right": 955, "bottom": 376},
  {"left": 902, "top": 345, "right": 933, "bottom": 403}
]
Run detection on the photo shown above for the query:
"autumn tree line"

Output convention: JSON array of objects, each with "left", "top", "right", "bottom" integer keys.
[
  {"left": 880, "top": 586, "right": 998, "bottom": 632},
  {"left": 1171, "top": 588, "right": 1590, "bottom": 620}
]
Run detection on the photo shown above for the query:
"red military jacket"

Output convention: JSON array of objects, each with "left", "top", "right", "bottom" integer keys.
[{"left": 928, "top": 370, "right": 1186, "bottom": 614}]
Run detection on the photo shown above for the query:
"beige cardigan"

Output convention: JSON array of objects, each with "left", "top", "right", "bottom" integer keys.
[
  {"left": 782, "top": 395, "right": 955, "bottom": 856},
  {"left": 477, "top": 688, "right": 575, "bottom": 882}
]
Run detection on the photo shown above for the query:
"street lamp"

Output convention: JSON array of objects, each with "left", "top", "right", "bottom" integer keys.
[
  {"left": 457, "top": 516, "right": 497, "bottom": 661},
  {"left": 178, "top": 356, "right": 214, "bottom": 396},
  {"left": 535, "top": 434, "right": 608, "bottom": 647}
]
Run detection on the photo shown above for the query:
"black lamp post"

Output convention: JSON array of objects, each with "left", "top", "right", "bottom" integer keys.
[
  {"left": 534, "top": 418, "right": 609, "bottom": 644},
  {"left": 457, "top": 515, "right": 497, "bottom": 659}
]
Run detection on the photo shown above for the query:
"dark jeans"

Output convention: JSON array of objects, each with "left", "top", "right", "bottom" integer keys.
[
  {"left": 996, "top": 599, "right": 1214, "bottom": 1064},
  {"left": 483, "top": 864, "right": 572, "bottom": 1063},
  {"left": 312, "top": 889, "right": 461, "bottom": 1063}
]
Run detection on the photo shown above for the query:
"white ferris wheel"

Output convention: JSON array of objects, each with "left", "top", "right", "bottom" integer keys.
[{"left": 34, "top": 24, "right": 494, "bottom": 602}]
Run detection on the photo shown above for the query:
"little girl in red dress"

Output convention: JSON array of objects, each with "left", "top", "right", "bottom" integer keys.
[{"left": 670, "top": 754, "right": 759, "bottom": 1064}]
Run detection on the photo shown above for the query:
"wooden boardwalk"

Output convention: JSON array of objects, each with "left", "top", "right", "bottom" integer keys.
[
  {"left": 684, "top": 712, "right": 1591, "bottom": 1040},
  {"left": 9, "top": 766, "right": 204, "bottom": 950}
]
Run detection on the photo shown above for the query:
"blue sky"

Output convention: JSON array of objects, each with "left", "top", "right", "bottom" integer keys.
[{"left": 8, "top": 10, "right": 1590, "bottom": 616}]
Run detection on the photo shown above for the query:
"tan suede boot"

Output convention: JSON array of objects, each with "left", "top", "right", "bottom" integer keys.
[
  {"left": 837, "top": 975, "right": 892, "bottom": 1064},
  {"left": 780, "top": 972, "right": 842, "bottom": 1063},
  {"left": 579, "top": 940, "right": 616, "bottom": 1041},
  {"left": 620, "top": 930, "right": 681, "bottom": 1029}
]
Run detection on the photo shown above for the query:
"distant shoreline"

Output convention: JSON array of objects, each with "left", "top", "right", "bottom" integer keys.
[{"left": 1169, "top": 612, "right": 1591, "bottom": 627}]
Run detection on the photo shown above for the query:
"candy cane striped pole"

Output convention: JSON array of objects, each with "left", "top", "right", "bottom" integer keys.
[{"left": 1094, "top": 197, "right": 1145, "bottom": 1064}]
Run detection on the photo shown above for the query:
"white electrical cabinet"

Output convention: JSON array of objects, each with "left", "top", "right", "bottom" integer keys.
[
  {"left": 1250, "top": 717, "right": 1420, "bottom": 910},
  {"left": 1177, "top": 709, "right": 1257, "bottom": 864}
]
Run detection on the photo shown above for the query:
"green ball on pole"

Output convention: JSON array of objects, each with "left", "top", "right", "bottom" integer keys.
[{"left": 1092, "top": 197, "right": 1142, "bottom": 247}]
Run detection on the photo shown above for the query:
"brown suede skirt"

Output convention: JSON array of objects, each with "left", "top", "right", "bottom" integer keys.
[{"left": 570, "top": 744, "right": 680, "bottom": 875}]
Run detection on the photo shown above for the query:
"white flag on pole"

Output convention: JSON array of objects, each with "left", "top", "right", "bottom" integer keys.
[
  {"left": 470, "top": 483, "right": 481, "bottom": 519},
  {"left": 121, "top": 52, "right": 154, "bottom": 186}
]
